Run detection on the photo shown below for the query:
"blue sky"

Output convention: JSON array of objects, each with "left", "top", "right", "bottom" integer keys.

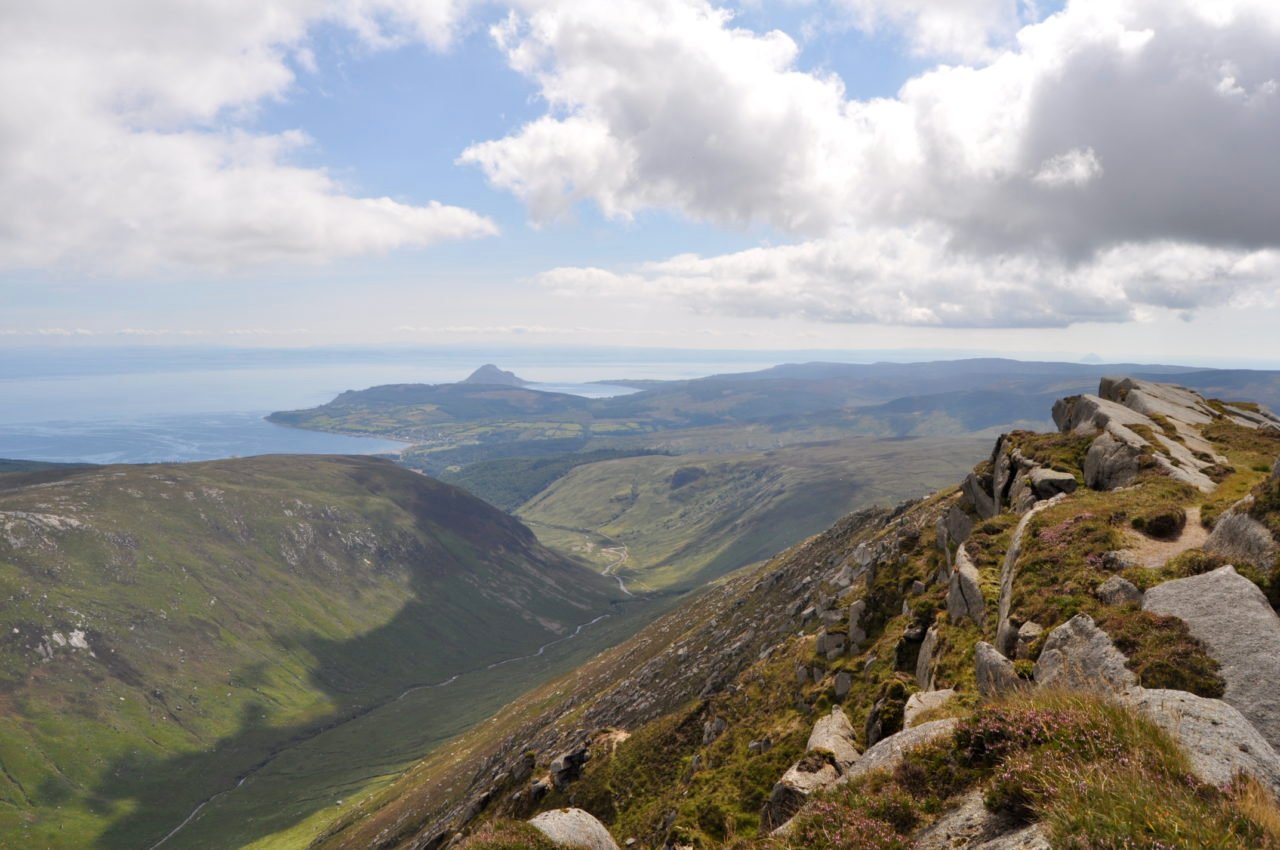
[{"left": 1, "top": 0, "right": 1277, "bottom": 364}]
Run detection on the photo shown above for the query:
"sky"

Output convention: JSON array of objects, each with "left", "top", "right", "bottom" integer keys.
[{"left": 2, "top": 0, "right": 1279, "bottom": 364}]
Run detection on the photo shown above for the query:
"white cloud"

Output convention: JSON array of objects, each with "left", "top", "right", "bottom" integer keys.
[
  {"left": 537, "top": 229, "right": 1280, "bottom": 327},
  {"left": 461, "top": 0, "right": 863, "bottom": 231},
  {"left": 469, "top": 0, "right": 1280, "bottom": 252},
  {"left": 0, "top": 0, "right": 494, "bottom": 274},
  {"left": 470, "top": 0, "right": 1280, "bottom": 327},
  {"left": 1032, "top": 147, "right": 1103, "bottom": 188},
  {"left": 831, "top": 0, "right": 1033, "bottom": 61}
]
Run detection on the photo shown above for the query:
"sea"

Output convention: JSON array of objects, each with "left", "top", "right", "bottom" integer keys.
[{"left": 0, "top": 346, "right": 823, "bottom": 464}]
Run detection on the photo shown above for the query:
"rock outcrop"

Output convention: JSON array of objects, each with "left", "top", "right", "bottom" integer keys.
[
  {"left": 806, "top": 706, "right": 860, "bottom": 772},
  {"left": 1205, "top": 511, "right": 1277, "bottom": 573},
  {"left": 815, "top": 629, "right": 847, "bottom": 660},
  {"left": 1129, "top": 689, "right": 1280, "bottom": 795},
  {"left": 947, "top": 545, "right": 986, "bottom": 626},
  {"left": 914, "top": 791, "right": 1049, "bottom": 850},
  {"left": 978, "top": 435, "right": 1081, "bottom": 518},
  {"left": 1144, "top": 566, "right": 1280, "bottom": 750},
  {"left": 761, "top": 754, "right": 840, "bottom": 832},
  {"left": 549, "top": 747, "right": 591, "bottom": 791},
  {"left": 961, "top": 470, "right": 998, "bottom": 520},
  {"left": 904, "top": 689, "right": 956, "bottom": 728},
  {"left": 1014, "top": 621, "right": 1042, "bottom": 660},
  {"left": 937, "top": 504, "right": 976, "bottom": 575},
  {"left": 916, "top": 625, "right": 940, "bottom": 689},
  {"left": 1096, "top": 575, "right": 1143, "bottom": 606},
  {"left": 528, "top": 808, "right": 620, "bottom": 850},
  {"left": 975, "top": 642, "right": 1024, "bottom": 698},
  {"left": 1033, "top": 614, "right": 1137, "bottom": 695},
  {"left": 763, "top": 707, "right": 863, "bottom": 831},
  {"left": 1053, "top": 378, "right": 1238, "bottom": 492},
  {"left": 839, "top": 719, "right": 958, "bottom": 784}
]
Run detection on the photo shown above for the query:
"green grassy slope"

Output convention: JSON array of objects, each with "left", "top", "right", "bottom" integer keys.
[
  {"left": 437, "top": 449, "right": 664, "bottom": 512},
  {"left": 518, "top": 437, "right": 986, "bottom": 592},
  {"left": 0, "top": 455, "right": 619, "bottom": 850},
  {"left": 311, "top": 386, "right": 1280, "bottom": 850}
]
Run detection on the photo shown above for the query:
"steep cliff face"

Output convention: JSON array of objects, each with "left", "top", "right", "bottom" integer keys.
[{"left": 318, "top": 379, "right": 1280, "bottom": 850}]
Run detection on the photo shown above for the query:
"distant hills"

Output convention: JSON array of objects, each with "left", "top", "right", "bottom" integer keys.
[
  {"left": 462, "top": 364, "right": 530, "bottom": 386},
  {"left": 269, "top": 359, "right": 1280, "bottom": 592},
  {"left": 272, "top": 361, "right": 1280, "bottom": 460},
  {"left": 0, "top": 455, "right": 621, "bottom": 850}
]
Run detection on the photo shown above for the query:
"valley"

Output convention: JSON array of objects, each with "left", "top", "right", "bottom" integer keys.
[
  {"left": 0, "top": 456, "right": 630, "bottom": 849},
  {"left": 515, "top": 437, "right": 986, "bottom": 592}
]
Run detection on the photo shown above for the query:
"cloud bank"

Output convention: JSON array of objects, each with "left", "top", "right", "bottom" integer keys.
[
  {"left": 0, "top": 1, "right": 494, "bottom": 274},
  {"left": 466, "top": 0, "right": 1280, "bottom": 327}
]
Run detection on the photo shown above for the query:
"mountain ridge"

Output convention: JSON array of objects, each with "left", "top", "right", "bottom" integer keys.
[{"left": 310, "top": 376, "right": 1280, "bottom": 850}]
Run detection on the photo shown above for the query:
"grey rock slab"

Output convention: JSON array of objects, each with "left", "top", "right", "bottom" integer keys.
[
  {"left": 529, "top": 809, "right": 621, "bottom": 850},
  {"left": 916, "top": 624, "right": 939, "bottom": 689},
  {"left": 1015, "top": 621, "right": 1043, "bottom": 660},
  {"left": 839, "top": 719, "right": 958, "bottom": 784},
  {"left": 833, "top": 670, "right": 852, "bottom": 701},
  {"left": 807, "top": 706, "right": 860, "bottom": 772},
  {"left": 1034, "top": 613, "right": 1138, "bottom": 695},
  {"left": 1096, "top": 575, "right": 1143, "bottom": 606},
  {"left": 1029, "top": 467, "right": 1078, "bottom": 500},
  {"left": 1059, "top": 381, "right": 1220, "bottom": 492},
  {"left": 1102, "top": 377, "right": 1216, "bottom": 427},
  {"left": 905, "top": 689, "right": 956, "bottom": 728},
  {"left": 1205, "top": 512, "right": 1277, "bottom": 573},
  {"left": 976, "top": 641, "right": 1025, "bottom": 698},
  {"left": 947, "top": 545, "right": 986, "bottom": 626},
  {"left": 962, "top": 472, "right": 997, "bottom": 520},
  {"left": 816, "top": 630, "right": 847, "bottom": 660},
  {"left": 1084, "top": 431, "right": 1143, "bottom": 491},
  {"left": 975, "top": 825, "right": 1051, "bottom": 849},
  {"left": 761, "top": 758, "right": 840, "bottom": 832},
  {"left": 914, "top": 791, "right": 1047, "bottom": 850},
  {"left": 1008, "top": 469, "right": 1039, "bottom": 514},
  {"left": 1144, "top": 566, "right": 1280, "bottom": 751},
  {"left": 944, "top": 504, "right": 976, "bottom": 548},
  {"left": 1128, "top": 688, "right": 1280, "bottom": 795}
]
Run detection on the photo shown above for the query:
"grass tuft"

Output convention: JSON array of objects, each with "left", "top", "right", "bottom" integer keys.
[{"left": 457, "top": 819, "right": 558, "bottom": 850}]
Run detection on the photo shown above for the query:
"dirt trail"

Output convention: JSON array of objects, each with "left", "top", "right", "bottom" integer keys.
[{"left": 1120, "top": 506, "right": 1209, "bottom": 569}]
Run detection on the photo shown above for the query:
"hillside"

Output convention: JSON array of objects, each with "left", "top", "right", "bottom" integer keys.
[
  {"left": 309, "top": 378, "right": 1280, "bottom": 850},
  {"left": 0, "top": 455, "right": 621, "bottom": 850},
  {"left": 266, "top": 359, "right": 1280, "bottom": 477},
  {"left": 461, "top": 365, "right": 530, "bottom": 387},
  {"left": 517, "top": 438, "right": 986, "bottom": 592}
]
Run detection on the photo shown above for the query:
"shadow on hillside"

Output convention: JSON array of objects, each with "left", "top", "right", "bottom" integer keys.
[
  {"left": 90, "top": 584, "right": 644, "bottom": 850},
  {"left": 87, "top": 459, "right": 640, "bottom": 850}
]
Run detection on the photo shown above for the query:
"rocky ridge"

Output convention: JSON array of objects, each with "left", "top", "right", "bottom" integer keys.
[{"left": 319, "top": 377, "right": 1280, "bottom": 850}]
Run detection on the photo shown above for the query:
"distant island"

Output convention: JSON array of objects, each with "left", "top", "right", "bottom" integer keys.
[{"left": 461, "top": 364, "right": 529, "bottom": 387}]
